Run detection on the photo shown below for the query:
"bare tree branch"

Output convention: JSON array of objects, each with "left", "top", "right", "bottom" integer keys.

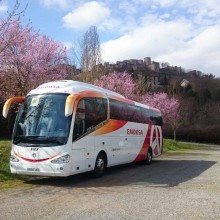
[{"left": 71, "top": 26, "right": 102, "bottom": 82}]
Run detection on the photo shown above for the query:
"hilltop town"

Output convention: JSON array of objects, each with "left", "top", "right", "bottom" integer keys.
[{"left": 71, "top": 56, "right": 215, "bottom": 92}]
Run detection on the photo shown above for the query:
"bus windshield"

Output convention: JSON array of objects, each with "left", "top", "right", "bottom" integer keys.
[{"left": 13, "top": 94, "right": 72, "bottom": 146}]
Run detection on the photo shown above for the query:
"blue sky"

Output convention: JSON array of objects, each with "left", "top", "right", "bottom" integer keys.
[{"left": 1, "top": 0, "right": 220, "bottom": 77}]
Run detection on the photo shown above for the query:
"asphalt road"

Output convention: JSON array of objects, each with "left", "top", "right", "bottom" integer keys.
[{"left": 0, "top": 146, "right": 220, "bottom": 220}]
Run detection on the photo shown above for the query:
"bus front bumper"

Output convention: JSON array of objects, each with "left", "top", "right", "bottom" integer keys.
[{"left": 10, "top": 162, "right": 71, "bottom": 177}]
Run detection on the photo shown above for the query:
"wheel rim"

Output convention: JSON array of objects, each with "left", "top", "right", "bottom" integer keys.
[
  {"left": 147, "top": 151, "right": 152, "bottom": 163},
  {"left": 96, "top": 158, "right": 104, "bottom": 169}
]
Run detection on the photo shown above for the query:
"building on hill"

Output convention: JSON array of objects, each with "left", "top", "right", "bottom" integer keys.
[
  {"left": 71, "top": 56, "right": 188, "bottom": 92},
  {"left": 159, "top": 65, "right": 183, "bottom": 76},
  {"left": 103, "top": 57, "right": 161, "bottom": 91}
]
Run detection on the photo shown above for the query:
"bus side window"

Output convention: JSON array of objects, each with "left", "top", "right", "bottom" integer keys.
[
  {"left": 73, "top": 99, "right": 86, "bottom": 141},
  {"left": 149, "top": 111, "right": 163, "bottom": 126},
  {"left": 73, "top": 97, "right": 107, "bottom": 141},
  {"left": 85, "top": 97, "right": 107, "bottom": 130},
  {"left": 109, "top": 99, "right": 127, "bottom": 121},
  {"left": 141, "top": 109, "right": 151, "bottom": 124}
]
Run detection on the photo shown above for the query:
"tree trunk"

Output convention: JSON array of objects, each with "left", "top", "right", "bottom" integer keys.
[
  {"left": 173, "top": 118, "right": 176, "bottom": 141},
  {"left": 174, "top": 128, "right": 176, "bottom": 141}
]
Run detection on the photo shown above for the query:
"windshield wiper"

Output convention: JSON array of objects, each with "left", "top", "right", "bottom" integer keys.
[
  {"left": 42, "top": 138, "right": 64, "bottom": 145},
  {"left": 13, "top": 136, "right": 65, "bottom": 145},
  {"left": 13, "top": 136, "right": 46, "bottom": 144},
  {"left": 13, "top": 136, "right": 26, "bottom": 144}
]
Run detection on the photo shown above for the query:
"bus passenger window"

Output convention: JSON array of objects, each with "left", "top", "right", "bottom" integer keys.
[
  {"left": 109, "top": 99, "right": 127, "bottom": 120},
  {"left": 85, "top": 98, "right": 107, "bottom": 130},
  {"left": 73, "top": 98, "right": 107, "bottom": 141}
]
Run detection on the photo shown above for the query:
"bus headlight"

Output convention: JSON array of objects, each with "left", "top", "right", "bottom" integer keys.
[
  {"left": 51, "top": 154, "right": 70, "bottom": 164},
  {"left": 10, "top": 155, "right": 19, "bottom": 162}
]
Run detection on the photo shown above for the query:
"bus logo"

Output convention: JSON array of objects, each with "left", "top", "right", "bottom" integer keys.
[
  {"left": 31, "top": 148, "right": 39, "bottom": 151},
  {"left": 127, "top": 129, "right": 143, "bottom": 135},
  {"left": 150, "top": 126, "right": 162, "bottom": 155}
]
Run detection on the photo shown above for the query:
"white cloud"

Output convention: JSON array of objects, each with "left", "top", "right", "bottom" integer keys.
[
  {"left": 101, "top": 16, "right": 220, "bottom": 76},
  {"left": 157, "top": 24, "right": 220, "bottom": 75},
  {"left": 40, "top": 0, "right": 71, "bottom": 9},
  {"left": 152, "top": 0, "right": 178, "bottom": 8},
  {"left": 119, "top": 1, "right": 137, "bottom": 14},
  {"left": 100, "top": 17, "right": 122, "bottom": 32},
  {"left": 160, "top": 13, "right": 171, "bottom": 19},
  {"left": 0, "top": 0, "right": 8, "bottom": 12},
  {"left": 130, "top": 0, "right": 220, "bottom": 25},
  {"left": 132, "top": 0, "right": 178, "bottom": 7},
  {"left": 99, "top": 0, "right": 220, "bottom": 76},
  {"left": 101, "top": 18, "right": 194, "bottom": 61},
  {"left": 62, "top": 1, "right": 111, "bottom": 29},
  {"left": 57, "top": 0, "right": 220, "bottom": 76}
]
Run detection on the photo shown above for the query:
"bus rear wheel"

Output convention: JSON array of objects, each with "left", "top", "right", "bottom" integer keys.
[
  {"left": 146, "top": 148, "right": 152, "bottom": 165},
  {"left": 93, "top": 152, "right": 106, "bottom": 178}
]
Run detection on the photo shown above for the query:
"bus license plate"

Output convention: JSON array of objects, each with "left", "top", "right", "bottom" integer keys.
[{"left": 27, "top": 168, "right": 40, "bottom": 172}]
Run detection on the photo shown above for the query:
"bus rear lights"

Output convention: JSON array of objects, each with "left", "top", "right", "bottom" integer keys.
[
  {"left": 10, "top": 155, "right": 19, "bottom": 162},
  {"left": 51, "top": 154, "right": 70, "bottom": 164}
]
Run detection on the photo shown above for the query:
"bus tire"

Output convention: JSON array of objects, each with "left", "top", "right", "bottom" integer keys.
[
  {"left": 93, "top": 152, "right": 106, "bottom": 178},
  {"left": 146, "top": 147, "right": 152, "bottom": 165}
]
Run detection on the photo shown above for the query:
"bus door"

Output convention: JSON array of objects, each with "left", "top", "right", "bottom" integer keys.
[
  {"left": 71, "top": 99, "right": 87, "bottom": 173},
  {"left": 72, "top": 97, "right": 108, "bottom": 171},
  {"left": 71, "top": 136, "right": 94, "bottom": 173}
]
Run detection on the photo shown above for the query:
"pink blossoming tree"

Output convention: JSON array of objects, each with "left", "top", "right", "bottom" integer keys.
[
  {"left": 94, "top": 71, "right": 137, "bottom": 100},
  {"left": 0, "top": 19, "right": 68, "bottom": 99},
  {"left": 141, "top": 93, "right": 180, "bottom": 140},
  {"left": 94, "top": 72, "right": 180, "bottom": 140}
]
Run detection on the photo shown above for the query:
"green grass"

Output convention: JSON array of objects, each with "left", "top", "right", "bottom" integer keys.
[
  {"left": 163, "top": 139, "right": 206, "bottom": 153},
  {"left": 0, "top": 139, "right": 208, "bottom": 190},
  {"left": 0, "top": 139, "right": 13, "bottom": 181},
  {"left": 0, "top": 139, "right": 29, "bottom": 190}
]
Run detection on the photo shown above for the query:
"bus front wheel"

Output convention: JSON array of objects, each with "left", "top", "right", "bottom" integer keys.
[
  {"left": 93, "top": 152, "right": 106, "bottom": 178},
  {"left": 146, "top": 148, "right": 152, "bottom": 165}
]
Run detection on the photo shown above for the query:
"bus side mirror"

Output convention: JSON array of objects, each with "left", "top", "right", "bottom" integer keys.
[
  {"left": 3, "top": 97, "right": 25, "bottom": 118},
  {"left": 65, "top": 94, "right": 75, "bottom": 117}
]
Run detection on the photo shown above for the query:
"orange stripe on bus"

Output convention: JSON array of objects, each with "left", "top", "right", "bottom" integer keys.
[{"left": 92, "top": 119, "right": 127, "bottom": 135}]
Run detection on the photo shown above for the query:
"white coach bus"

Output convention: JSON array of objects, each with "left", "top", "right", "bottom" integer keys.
[{"left": 3, "top": 80, "right": 163, "bottom": 177}]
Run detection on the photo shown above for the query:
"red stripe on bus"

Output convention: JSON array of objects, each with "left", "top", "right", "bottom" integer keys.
[
  {"left": 134, "top": 124, "right": 152, "bottom": 162},
  {"left": 14, "top": 152, "right": 59, "bottom": 163}
]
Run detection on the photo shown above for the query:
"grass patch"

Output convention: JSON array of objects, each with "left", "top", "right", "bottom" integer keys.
[
  {"left": 0, "top": 139, "right": 29, "bottom": 190},
  {"left": 0, "top": 139, "right": 13, "bottom": 181},
  {"left": 163, "top": 139, "right": 207, "bottom": 153}
]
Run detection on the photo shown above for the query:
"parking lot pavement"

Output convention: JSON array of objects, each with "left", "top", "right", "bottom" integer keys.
[{"left": 0, "top": 147, "right": 220, "bottom": 220}]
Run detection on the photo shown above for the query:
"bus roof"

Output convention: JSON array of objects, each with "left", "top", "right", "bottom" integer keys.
[
  {"left": 28, "top": 80, "right": 125, "bottom": 98},
  {"left": 28, "top": 80, "right": 161, "bottom": 114}
]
